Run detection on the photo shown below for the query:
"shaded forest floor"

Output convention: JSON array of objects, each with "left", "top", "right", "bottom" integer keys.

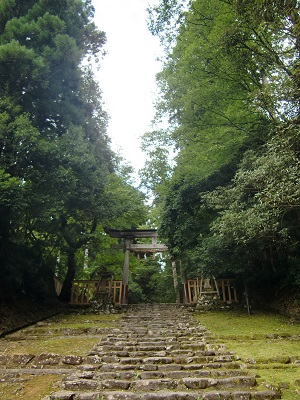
[
  {"left": 0, "top": 295, "right": 68, "bottom": 337},
  {"left": 245, "top": 284, "right": 300, "bottom": 322}
]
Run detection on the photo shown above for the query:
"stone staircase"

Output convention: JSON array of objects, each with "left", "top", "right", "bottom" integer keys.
[{"left": 46, "top": 304, "right": 280, "bottom": 400}]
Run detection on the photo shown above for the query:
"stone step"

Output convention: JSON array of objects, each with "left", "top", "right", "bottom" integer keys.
[
  {"left": 61, "top": 370, "right": 256, "bottom": 389},
  {"left": 103, "top": 331, "right": 209, "bottom": 338},
  {"left": 48, "top": 389, "right": 281, "bottom": 399},
  {"left": 61, "top": 374, "right": 260, "bottom": 391},
  {"left": 89, "top": 349, "right": 232, "bottom": 359},
  {"left": 82, "top": 359, "right": 241, "bottom": 370}
]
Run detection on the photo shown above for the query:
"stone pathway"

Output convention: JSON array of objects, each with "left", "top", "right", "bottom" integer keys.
[
  {"left": 45, "top": 304, "right": 280, "bottom": 400},
  {"left": 0, "top": 304, "right": 282, "bottom": 399}
]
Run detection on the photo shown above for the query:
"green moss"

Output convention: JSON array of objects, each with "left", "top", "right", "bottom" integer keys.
[
  {"left": 0, "top": 313, "right": 120, "bottom": 355},
  {"left": 48, "top": 313, "right": 121, "bottom": 328},
  {"left": 196, "top": 310, "right": 300, "bottom": 399},
  {"left": 197, "top": 310, "right": 300, "bottom": 337},
  {"left": 223, "top": 339, "right": 300, "bottom": 362},
  {"left": 0, "top": 374, "right": 65, "bottom": 399},
  {"left": 1, "top": 336, "right": 100, "bottom": 356}
]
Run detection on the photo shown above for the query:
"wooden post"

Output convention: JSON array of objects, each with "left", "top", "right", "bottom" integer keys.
[
  {"left": 172, "top": 260, "right": 180, "bottom": 304},
  {"left": 180, "top": 261, "right": 189, "bottom": 304},
  {"left": 228, "top": 280, "right": 232, "bottom": 302},
  {"left": 187, "top": 280, "right": 192, "bottom": 303},
  {"left": 122, "top": 238, "right": 131, "bottom": 304},
  {"left": 221, "top": 280, "right": 226, "bottom": 302},
  {"left": 244, "top": 280, "right": 251, "bottom": 316},
  {"left": 193, "top": 280, "right": 197, "bottom": 303}
]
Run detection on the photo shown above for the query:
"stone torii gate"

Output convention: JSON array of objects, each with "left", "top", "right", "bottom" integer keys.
[{"left": 104, "top": 227, "right": 168, "bottom": 304}]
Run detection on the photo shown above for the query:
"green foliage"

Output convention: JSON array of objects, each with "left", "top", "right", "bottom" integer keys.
[
  {"left": 139, "top": 129, "right": 174, "bottom": 202},
  {"left": 159, "top": 162, "right": 237, "bottom": 260},
  {"left": 0, "top": 0, "right": 148, "bottom": 302},
  {"left": 128, "top": 280, "right": 146, "bottom": 304},
  {"left": 146, "top": 0, "right": 300, "bottom": 291},
  {"left": 129, "top": 256, "right": 175, "bottom": 303},
  {"left": 0, "top": 0, "right": 106, "bottom": 136},
  {"left": 201, "top": 123, "right": 300, "bottom": 279},
  {"left": 147, "top": 0, "right": 189, "bottom": 49},
  {"left": 0, "top": 170, "right": 22, "bottom": 208}
]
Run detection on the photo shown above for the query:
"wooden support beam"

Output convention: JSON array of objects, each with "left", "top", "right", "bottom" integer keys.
[
  {"left": 130, "top": 243, "right": 168, "bottom": 252},
  {"left": 104, "top": 227, "right": 158, "bottom": 239}
]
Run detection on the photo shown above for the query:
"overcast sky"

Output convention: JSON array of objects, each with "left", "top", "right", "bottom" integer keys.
[{"left": 92, "top": 0, "right": 163, "bottom": 176}]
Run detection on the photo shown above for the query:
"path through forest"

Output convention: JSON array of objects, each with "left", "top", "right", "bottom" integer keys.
[{"left": 0, "top": 304, "right": 281, "bottom": 399}]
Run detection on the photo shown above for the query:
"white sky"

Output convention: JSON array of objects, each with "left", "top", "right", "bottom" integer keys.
[{"left": 92, "top": 0, "right": 163, "bottom": 177}]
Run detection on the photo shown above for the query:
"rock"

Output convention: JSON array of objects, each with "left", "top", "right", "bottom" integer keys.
[
  {"left": 232, "top": 392, "right": 251, "bottom": 399},
  {"left": 34, "top": 353, "right": 60, "bottom": 365},
  {"left": 182, "top": 377, "right": 218, "bottom": 389},
  {"left": 50, "top": 392, "right": 75, "bottom": 400},
  {"left": 131, "top": 378, "right": 177, "bottom": 391},
  {"left": 12, "top": 353, "right": 35, "bottom": 365},
  {"left": 101, "top": 379, "right": 131, "bottom": 389},
  {"left": 62, "top": 355, "right": 83, "bottom": 365},
  {"left": 0, "top": 354, "right": 11, "bottom": 364}
]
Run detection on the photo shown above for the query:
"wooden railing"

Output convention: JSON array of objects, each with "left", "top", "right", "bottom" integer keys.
[
  {"left": 70, "top": 280, "right": 122, "bottom": 305},
  {"left": 186, "top": 278, "right": 238, "bottom": 304},
  {"left": 218, "top": 279, "right": 238, "bottom": 303}
]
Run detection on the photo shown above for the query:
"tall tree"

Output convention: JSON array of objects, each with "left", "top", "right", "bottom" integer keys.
[
  {"left": 145, "top": 0, "right": 271, "bottom": 263},
  {"left": 0, "top": 0, "right": 148, "bottom": 302}
]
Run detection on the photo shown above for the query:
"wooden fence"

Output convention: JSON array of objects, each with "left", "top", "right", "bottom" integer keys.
[
  {"left": 70, "top": 280, "right": 122, "bottom": 305},
  {"left": 186, "top": 278, "right": 238, "bottom": 304}
]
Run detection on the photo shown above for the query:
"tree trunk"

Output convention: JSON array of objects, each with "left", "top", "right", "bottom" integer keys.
[
  {"left": 179, "top": 261, "right": 188, "bottom": 304},
  {"left": 0, "top": 205, "right": 10, "bottom": 248},
  {"left": 59, "top": 246, "right": 77, "bottom": 303}
]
